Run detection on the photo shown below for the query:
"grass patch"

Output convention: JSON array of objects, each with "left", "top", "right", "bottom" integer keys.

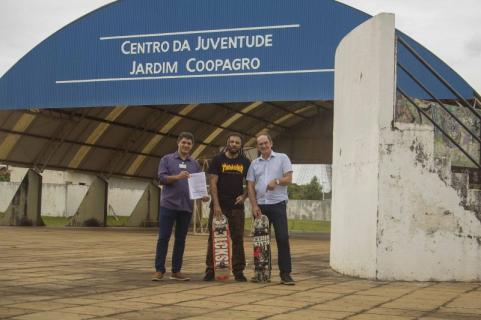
[
  {"left": 42, "top": 216, "right": 69, "bottom": 227},
  {"left": 244, "top": 219, "right": 330, "bottom": 233},
  {"left": 201, "top": 218, "right": 330, "bottom": 233},
  {"left": 41, "top": 216, "right": 330, "bottom": 233},
  {"left": 106, "top": 216, "right": 130, "bottom": 226},
  {"left": 288, "top": 220, "right": 330, "bottom": 233}
]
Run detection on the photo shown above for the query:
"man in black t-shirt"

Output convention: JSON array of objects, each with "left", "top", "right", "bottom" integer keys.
[{"left": 204, "top": 133, "right": 251, "bottom": 282}]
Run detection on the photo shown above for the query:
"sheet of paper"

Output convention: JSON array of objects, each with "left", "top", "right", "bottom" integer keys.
[{"left": 188, "top": 172, "right": 208, "bottom": 200}]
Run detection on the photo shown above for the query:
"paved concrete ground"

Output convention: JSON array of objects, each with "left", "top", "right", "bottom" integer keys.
[{"left": 0, "top": 227, "right": 480, "bottom": 320}]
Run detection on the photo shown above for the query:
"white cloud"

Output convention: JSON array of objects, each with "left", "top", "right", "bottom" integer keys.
[
  {"left": 0, "top": 0, "right": 114, "bottom": 77},
  {"left": 337, "top": 0, "right": 481, "bottom": 91},
  {"left": 465, "top": 34, "right": 481, "bottom": 58}
]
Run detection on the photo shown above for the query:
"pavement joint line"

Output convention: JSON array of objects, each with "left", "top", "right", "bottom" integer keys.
[
  {"left": 251, "top": 278, "right": 393, "bottom": 320},
  {"left": 335, "top": 282, "right": 440, "bottom": 320},
  {"left": 3, "top": 229, "right": 481, "bottom": 320},
  {"left": 229, "top": 278, "right": 389, "bottom": 319},
  {"left": 69, "top": 282, "right": 274, "bottom": 319},
  {"left": 1, "top": 280, "right": 228, "bottom": 307},
  {"left": 414, "top": 283, "right": 481, "bottom": 319},
  {"left": 58, "top": 276, "right": 336, "bottom": 319}
]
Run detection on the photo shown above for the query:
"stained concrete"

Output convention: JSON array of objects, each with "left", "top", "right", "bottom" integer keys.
[{"left": 0, "top": 227, "right": 480, "bottom": 319}]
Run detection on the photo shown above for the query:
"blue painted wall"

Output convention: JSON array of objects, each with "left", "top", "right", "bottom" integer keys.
[{"left": 0, "top": 0, "right": 474, "bottom": 109}]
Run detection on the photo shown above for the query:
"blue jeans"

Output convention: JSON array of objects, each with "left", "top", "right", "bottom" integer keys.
[
  {"left": 259, "top": 201, "right": 292, "bottom": 274},
  {"left": 155, "top": 207, "right": 192, "bottom": 273}
]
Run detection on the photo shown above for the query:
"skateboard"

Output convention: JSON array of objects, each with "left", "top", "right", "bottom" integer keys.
[
  {"left": 212, "top": 214, "right": 231, "bottom": 280},
  {"left": 252, "top": 215, "right": 271, "bottom": 282}
]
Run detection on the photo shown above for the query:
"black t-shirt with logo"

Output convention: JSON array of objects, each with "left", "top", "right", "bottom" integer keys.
[{"left": 208, "top": 153, "right": 251, "bottom": 209}]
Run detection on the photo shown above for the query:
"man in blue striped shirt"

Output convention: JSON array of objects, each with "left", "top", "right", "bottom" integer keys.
[{"left": 247, "top": 133, "right": 295, "bottom": 285}]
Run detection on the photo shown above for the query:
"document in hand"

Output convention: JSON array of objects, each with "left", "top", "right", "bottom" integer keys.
[{"left": 188, "top": 172, "right": 208, "bottom": 200}]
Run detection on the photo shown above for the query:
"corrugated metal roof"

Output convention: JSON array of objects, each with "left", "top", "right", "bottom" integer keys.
[{"left": 0, "top": 101, "right": 327, "bottom": 179}]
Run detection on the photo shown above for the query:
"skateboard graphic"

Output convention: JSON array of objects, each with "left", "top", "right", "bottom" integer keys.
[
  {"left": 252, "top": 215, "right": 271, "bottom": 282},
  {"left": 212, "top": 214, "right": 231, "bottom": 280}
]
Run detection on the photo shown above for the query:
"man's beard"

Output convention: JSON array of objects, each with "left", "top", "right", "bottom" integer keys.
[{"left": 227, "top": 146, "right": 240, "bottom": 155}]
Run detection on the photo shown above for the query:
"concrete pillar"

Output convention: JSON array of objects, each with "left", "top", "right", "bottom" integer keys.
[
  {"left": 0, "top": 169, "right": 43, "bottom": 226},
  {"left": 331, "top": 13, "right": 481, "bottom": 281},
  {"left": 67, "top": 176, "right": 107, "bottom": 227},
  {"left": 125, "top": 182, "right": 160, "bottom": 227}
]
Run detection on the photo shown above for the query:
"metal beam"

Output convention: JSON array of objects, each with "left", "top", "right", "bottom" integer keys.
[
  {"left": 214, "top": 103, "right": 287, "bottom": 131},
  {"left": 125, "top": 104, "right": 199, "bottom": 176},
  {"left": 191, "top": 101, "right": 264, "bottom": 159},
  {"left": 264, "top": 102, "right": 310, "bottom": 120},
  {"left": 244, "top": 105, "right": 317, "bottom": 147},
  {"left": 102, "top": 108, "right": 167, "bottom": 177},
  {"left": 32, "top": 120, "right": 73, "bottom": 172},
  {"left": 34, "top": 108, "right": 221, "bottom": 148},
  {"left": 0, "top": 158, "right": 155, "bottom": 181},
  {"left": 0, "top": 111, "right": 38, "bottom": 160},
  {"left": 311, "top": 101, "right": 333, "bottom": 112},
  {"left": 0, "top": 127, "right": 161, "bottom": 160},
  {"left": 68, "top": 106, "right": 127, "bottom": 168},
  {"left": 146, "top": 105, "right": 256, "bottom": 139}
]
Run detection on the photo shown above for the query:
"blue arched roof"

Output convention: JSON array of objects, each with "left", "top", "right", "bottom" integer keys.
[{"left": 0, "top": 0, "right": 475, "bottom": 109}]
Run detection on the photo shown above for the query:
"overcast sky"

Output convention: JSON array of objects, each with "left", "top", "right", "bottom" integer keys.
[{"left": 0, "top": 0, "right": 480, "bottom": 91}]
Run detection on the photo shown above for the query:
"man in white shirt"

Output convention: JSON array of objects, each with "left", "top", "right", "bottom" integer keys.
[{"left": 247, "top": 133, "right": 294, "bottom": 285}]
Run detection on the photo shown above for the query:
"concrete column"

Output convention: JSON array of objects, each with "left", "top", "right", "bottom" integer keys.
[
  {"left": 331, "top": 13, "right": 481, "bottom": 281},
  {"left": 331, "top": 13, "right": 396, "bottom": 279},
  {"left": 125, "top": 182, "right": 160, "bottom": 227},
  {"left": 67, "top": 176, "right": 107, "bottom": 227},
  {"left": 0, "top": 169, "right": 43, "bottom": 226}
]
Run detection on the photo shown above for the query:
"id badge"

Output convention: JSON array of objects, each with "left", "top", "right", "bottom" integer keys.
[{"left": 179, "top": 162, "right": 187, "bottom": 169}]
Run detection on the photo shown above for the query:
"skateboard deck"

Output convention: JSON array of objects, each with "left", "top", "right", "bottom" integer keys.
[
  {"left": 212, "top": 214, "right": 231, "bottom": 280},
  {"left": 252, "top": 215, "right": 271, "bottom": 282}
]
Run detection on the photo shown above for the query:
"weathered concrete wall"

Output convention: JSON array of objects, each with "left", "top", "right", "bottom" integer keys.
[
  {"left": 286, "top": 200, "right": 331, "bottom": 220},
  {"left": 331, "top": 13, "right": 481, "bottom": 281},
  {"left": 377, "top": 123, "right": 481, "bottom": 281},
  {"left": 2, "top": 177, "right": 330, "bottom": 220},
  {"left": 67, "top": 177, "right": 108, "bottom": 227},
  {"left": 1, "top": 181, "right": 144, "bottom": 217},
  {"left": 108, "top": 178, "right": 146, "bottom": 216},
  {"left": 203, "top": 199, "right": 331, "bottom": 221},
  {"left": 0, "top": 182, "right": 18, "bottom": 212},
  {"left": 331, "top": 13, "right": 395, "bottom": 279},
  {"left": 126, "top": 183, "right": 160, "bottom": 227},
  {"left": 0, "top": 169, "right": 43, "bottom": 226}
]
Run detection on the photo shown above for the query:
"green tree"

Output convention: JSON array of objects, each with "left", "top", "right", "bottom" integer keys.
[
  {"left": 0, "top": 167, "right": 10, "bottom": 182},
  {"left": 304, "top": 176, "right": 323, "bottom": 200},
  {"left": 288, "top": 176, "right": 323, "bottom": 200},
  {"left": 288, "top": 183, "right": 302, "bottom": 199}
]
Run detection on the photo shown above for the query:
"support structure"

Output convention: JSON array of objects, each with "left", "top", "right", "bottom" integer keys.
[
  {"left": 67, "top": 176, "right": 108, "bottom": 227},
  {"left": 0, "top": 169, "right": 43, "bottom": 226},
  {"left": 331, "top": 13, "right": 481, "bottom": 281},
  {"left": 125, "top": 182, "right": 160, "bottom": 227}
]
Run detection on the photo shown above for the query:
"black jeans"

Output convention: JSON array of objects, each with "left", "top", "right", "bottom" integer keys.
[
  {"left": 259, "top": 201, "right": 292, "bottom": 274},
  {"left": 155, "top": 206, "right": 192, "bottom": 273},
  {"left": 205, "top": 206, "right": 246, "bottom": 275}
]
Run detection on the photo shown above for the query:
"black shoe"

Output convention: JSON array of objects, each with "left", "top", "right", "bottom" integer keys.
[
  {"left": 234, "top": 273, "right": 247, "bottom": 282},
  {"left": 280, "top": 273, "right": 295, "bottom": 285},
  {"left": 203, "top": 270, "right": 215, "bottom": 281}
]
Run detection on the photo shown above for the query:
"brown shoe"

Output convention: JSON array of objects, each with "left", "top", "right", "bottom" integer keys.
[
  {"left": 152, "top": 272, "right": 164, "bottom": 281},
  {"left": 170, "top": 272, "right": 191, "bottom": 281}
]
